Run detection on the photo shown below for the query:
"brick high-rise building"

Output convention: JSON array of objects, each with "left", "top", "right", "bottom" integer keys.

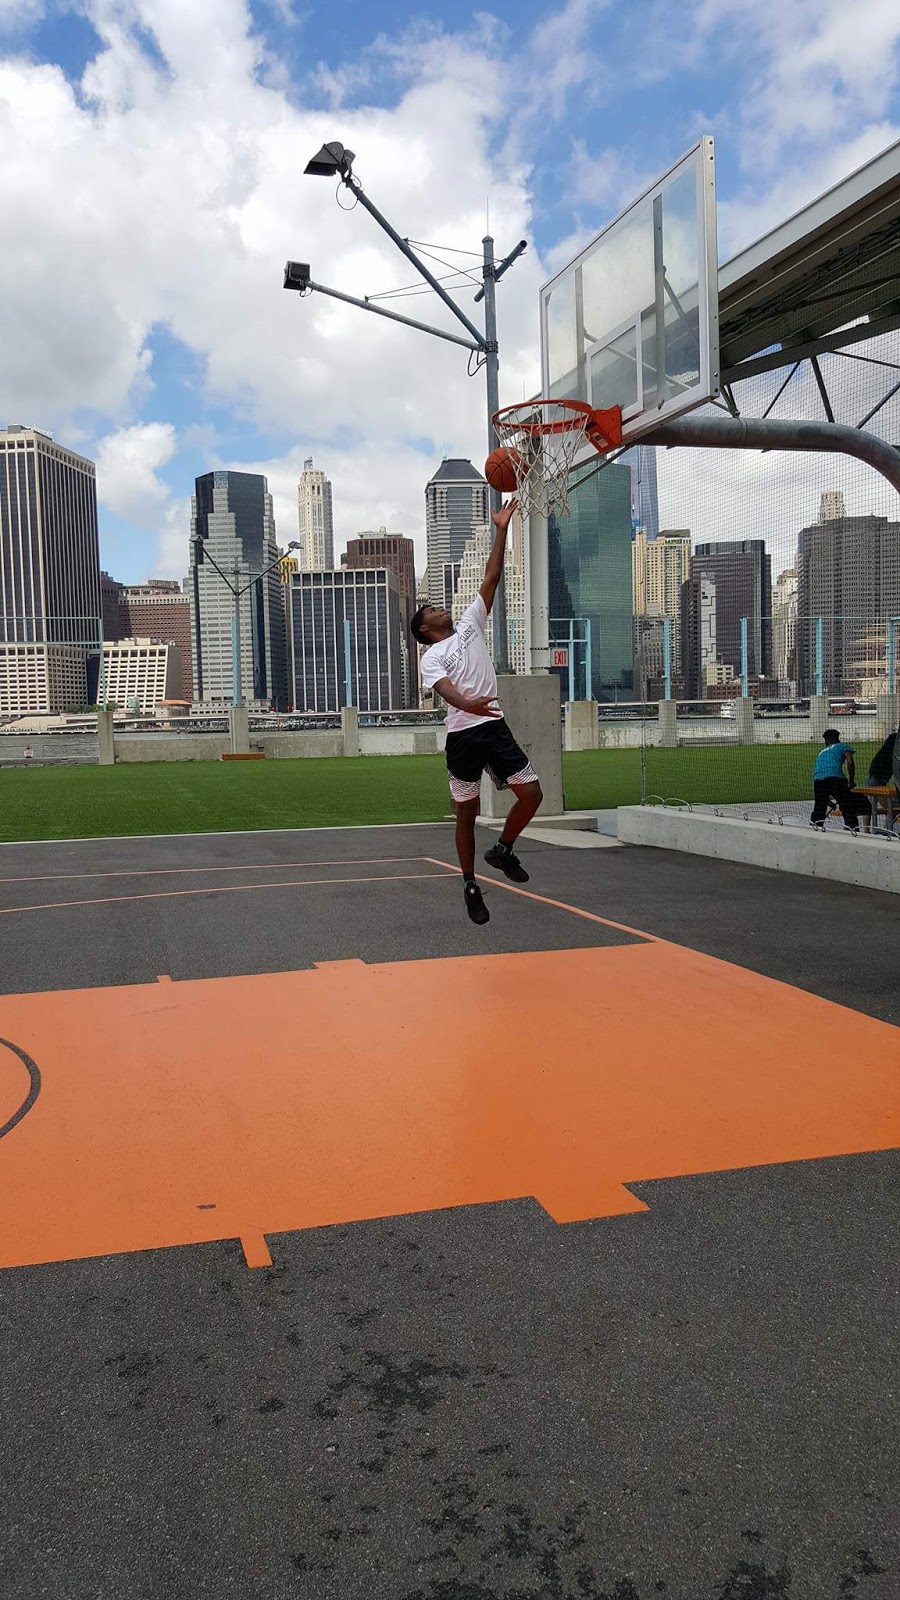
[
  {"left": 343, "top": 529, "right": 417, "bottom": 706},
  {"left": 121, "top": 580, "right": 194, "bottom": 703}
]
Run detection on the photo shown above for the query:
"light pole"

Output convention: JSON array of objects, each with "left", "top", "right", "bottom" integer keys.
[
  {"left": 283, "top": 141, "right": 526, "bottom": 672},
  {"left": 192, "top": 538, "right": 300, "bottom": 711}
]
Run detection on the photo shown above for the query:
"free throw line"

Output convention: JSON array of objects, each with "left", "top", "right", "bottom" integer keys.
[
  {"left": 0, "top": 870, "right": 456, "bottom": 917},
  {"left": 0, "top": 856, "right": 430, "bottom": 886}
]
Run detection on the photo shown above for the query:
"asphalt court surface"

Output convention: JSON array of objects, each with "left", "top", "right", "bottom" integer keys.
[{"left": 0, "top": 822, "right": 897, "bottom": 1598}]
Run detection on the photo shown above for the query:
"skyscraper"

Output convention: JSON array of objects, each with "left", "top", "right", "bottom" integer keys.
[
  {"left": 189, "top": 471, "right": 288, "bottom": 709},
  {"left": 772, "top": 568, "right": 798, "bottom": 692},
  {"left": 820, "top": 489, "right": 847, "bottom": 523},
  {"left": 425, "top": 459, "right": 489, "bottom": 606},
  {"left": 682, "top": 540, "right": 772, "bottom": 696},
  {"left": 452, "top": 526, "right": 526, "bottom": 675},
  {"left": 797, "top": 510, "right": 900, "bottom": 695},
  {"left": 343, "top": 530, "right": 417, "bottom": 706},
  {"left": 288, "top": 568, "right": 402, "bottom": 712},
  {"left": 549, "top": 462, "right": 633, "bottom": 702},
  {"left": 297, "top": 458, "right": 334, "bottom": 570},
  {"left": 0, "top": 424, "right": 101, "bottom": 713},
  {"left": 621, "top": 444, "right": 660, "bottom": 538}
]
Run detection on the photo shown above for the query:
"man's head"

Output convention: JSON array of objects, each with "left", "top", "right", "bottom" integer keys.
[
  {"left": 411, "top": 603, "right": 454, "bottom": 646},
  {"left": 823, "top": 728, "right": 841, "bottom": 744}
]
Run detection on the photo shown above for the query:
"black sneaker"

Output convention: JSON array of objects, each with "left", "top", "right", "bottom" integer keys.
[
  {"left": 464, "top": 880, "right": 490, "bottom": 925},
  {"left": 484, "top": 842, "right": 530, "bottom": 883}
]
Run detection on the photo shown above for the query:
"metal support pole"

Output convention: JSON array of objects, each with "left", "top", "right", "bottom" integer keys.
[
  {"left": 482, "top": 234, "right": 509, "bottom": 671},
  {"left": 888, "top": 617, "right": 897, "bottom": 692},
  {"left": 740, "top": 615, "right": 749, "bottom": 697},
  {"left": 528, "top": 510, "right": 550, "bottom": 674},
  {"left": 343, "top": 616, "right": 353, "bottom": 708},
  {"left": 652, "top": 194, "right": 666, "bottom": 407},
  {"left": 584, "top": 617, "right": 593, "bottom": 700},
  {"left": 815, "top": 616, "right": 824, "bottom": 697},
  {"left": 663, "top": 616, "right": 672, "bottom": 701},
  {"left": 568, "top": 618, "right": 575, "bottom": 703},
  {"left": 232, "top": 574, "right": 243, "bottom": 708}
]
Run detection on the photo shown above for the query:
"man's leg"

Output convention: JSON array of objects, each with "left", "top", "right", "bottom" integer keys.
[
  {"left": 499, "top": 779, "right": 543, "bottom": 847},
  {"left": 484, "top": 775, "right": 543, "bottom": 883},
  {"left": 833, "top": 777, "right": 859, "bottom": 830},
  {"left": 811, "top": 779, "right": 831, "bottom": 824},
  {"left": 453, "top": 794, "right": 490, "bottom": 925},
  {"left": 454, "top": 796, "right": 480, "bottom": 876}
]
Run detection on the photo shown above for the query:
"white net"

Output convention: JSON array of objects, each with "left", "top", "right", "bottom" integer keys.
[{"left": 493, "top": 401, "right": 594, "bottom": 518}]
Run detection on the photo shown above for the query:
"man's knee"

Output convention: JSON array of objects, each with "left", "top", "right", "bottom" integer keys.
[
  {"left": 454, "top": 796, "right": 480, "bottom": 820},
  {"left": 512, "top": 779, "right": 542, "bottom": 808}
]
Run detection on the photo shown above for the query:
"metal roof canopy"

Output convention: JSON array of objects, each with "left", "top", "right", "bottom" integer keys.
[{"left": 718, "top": 138, "right": 900, "bottom": 382}]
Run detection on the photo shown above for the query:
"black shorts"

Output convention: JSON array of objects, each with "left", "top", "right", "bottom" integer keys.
[{"left": 444, "top": 719, "right": 539, "bottom": 802}]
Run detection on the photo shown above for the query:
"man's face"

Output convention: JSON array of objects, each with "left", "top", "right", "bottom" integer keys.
[{"left": 420, "top": 604, "right": 451, "bottom": 640}]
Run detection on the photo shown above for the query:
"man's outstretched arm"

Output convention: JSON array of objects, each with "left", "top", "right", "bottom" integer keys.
[{"left": 480, "top": 498, "right": 518, "bottom": 614}]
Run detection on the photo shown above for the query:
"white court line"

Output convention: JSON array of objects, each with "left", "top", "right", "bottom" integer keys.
[
  {"left": 0, "top": 821, "right": 454, "bottom": 849},
  {"left": 0, "top": 856, "right": 430, "bottom": 886},
  {"left": 0, "top": 869, "right": 457, "bottom": 917}
]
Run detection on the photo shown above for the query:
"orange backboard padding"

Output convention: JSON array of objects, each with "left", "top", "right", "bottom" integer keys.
[{"left": 0, "top": 941, "right": 896, "bottom": 1272}]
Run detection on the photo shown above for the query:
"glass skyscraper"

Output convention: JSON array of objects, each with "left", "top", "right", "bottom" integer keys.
[
  {"left": 549, "top": 462, "right": 634, "bottom": 702},
  {"left": 190, "top": 471, "right": 288, "bottom": 709}
]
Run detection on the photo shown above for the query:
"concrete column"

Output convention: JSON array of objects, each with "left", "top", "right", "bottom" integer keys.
[
  {"left": 480, "top": 673, "right": 563, "bottom": 818},
  {"left": 734, "top": 697, "right": 755, "bottom": 745},
  {"left": 564, "top": 700, "right": 598, "bottom": 751},
  {"left": 97, "top": 708, "right": 115, "bottom": 766},
  {"left": 658, "top": 699, "right": 678, "bottom": 748},
  {"left": 341, "top": 704, "right": 359, "bottom": 758},
  {"left": 809, "top": 694, "right": 829, "bottom": 738},
  {"left": 876, "top": 691, "right": 899, "bottom": 741},
  {"left": 229, "top": 705, "right": 250, "bottom": 755}
]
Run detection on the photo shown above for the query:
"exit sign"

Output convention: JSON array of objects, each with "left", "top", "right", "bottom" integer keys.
[{"left": 551, "top": 647, "right": 569, "bottom": 668}]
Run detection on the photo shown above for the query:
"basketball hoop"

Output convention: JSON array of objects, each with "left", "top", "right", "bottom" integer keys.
[{"left": 491, "top": 399, "right": 622, "bottom": 518}]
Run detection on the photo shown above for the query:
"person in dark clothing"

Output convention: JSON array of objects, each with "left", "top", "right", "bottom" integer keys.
[{"left": 810, "top": 729, "right": 859, "bottom": 831}]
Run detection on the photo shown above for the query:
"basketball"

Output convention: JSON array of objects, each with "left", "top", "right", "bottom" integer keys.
[{"left": 484, "top": 446, "right": 523, "bottom": 495}]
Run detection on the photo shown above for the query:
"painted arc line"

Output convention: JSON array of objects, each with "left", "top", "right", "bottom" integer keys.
[
  {"left": 0, "top": 1038, "right": 41, "bottom": 1140},
  {"left": 0, "top": 856, "right": 432, "bottom": 886},
  {"left": 421, "top": 857, "right": 662, "bottom": 944},
  {"left": 0, "top": 870, "right": 458, "bottom": 917}
]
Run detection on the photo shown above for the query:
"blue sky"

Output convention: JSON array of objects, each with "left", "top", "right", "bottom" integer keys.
[{"left": 2, "top": 0, "right": 900, "bottom": 582}]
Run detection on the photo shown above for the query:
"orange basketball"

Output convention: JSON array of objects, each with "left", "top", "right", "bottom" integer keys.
[{"left": 484, "top": 446, "right": 523, "bottom": 495}]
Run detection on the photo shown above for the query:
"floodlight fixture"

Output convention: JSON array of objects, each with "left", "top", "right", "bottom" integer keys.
[
  {"left": 283, "top": 261, "right": 311, "bottom": 291},
  {"left": 304, "top": 142, "right": 355, "bottom": 179}
]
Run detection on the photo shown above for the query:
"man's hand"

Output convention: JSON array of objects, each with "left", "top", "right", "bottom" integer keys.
[
  {"left": 491, "top": 497, "right": 519, "bottom": 535},
  {"left": 434, "top": 679, "right": 502, "bottom": 719},
  {"left": 463, "top": 695, "right": 502, "bottom": 719}
]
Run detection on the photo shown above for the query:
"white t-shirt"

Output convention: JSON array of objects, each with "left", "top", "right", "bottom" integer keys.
[{"left": 420, "top": 596, "right": 500, "bottom": 733}]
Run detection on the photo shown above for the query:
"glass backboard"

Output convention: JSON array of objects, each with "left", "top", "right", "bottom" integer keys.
[{"left": 540, "top": 138, "right": 718, "bottom": 457}]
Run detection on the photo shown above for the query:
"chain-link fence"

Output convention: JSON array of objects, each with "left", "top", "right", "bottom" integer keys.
[{"left": 626, "top": 318, "right": 900, "bottom": 835}]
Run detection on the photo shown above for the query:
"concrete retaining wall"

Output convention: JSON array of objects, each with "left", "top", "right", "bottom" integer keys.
[{"left": 616, "top": 804, "right": 900, "bottom": 894}]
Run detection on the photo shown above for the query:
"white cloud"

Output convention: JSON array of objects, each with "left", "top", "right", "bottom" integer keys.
[
  {"left": 0, "top": 0, "right": 43, "bottom": 30},
  {"left": 95, "top": 421, "right": 177, "bottom": 525},
  {"left": 0, "top": 0, "right": 547, "bottom": 580}
]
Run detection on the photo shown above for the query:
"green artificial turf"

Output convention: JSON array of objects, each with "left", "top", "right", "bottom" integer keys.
[{"left": 0, "top": 741, "right": 880, "bottom": 842}]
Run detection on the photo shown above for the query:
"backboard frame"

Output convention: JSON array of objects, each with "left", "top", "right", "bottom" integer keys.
[{"left": 539, "top": 136, "right": 719, "bottom": 465}]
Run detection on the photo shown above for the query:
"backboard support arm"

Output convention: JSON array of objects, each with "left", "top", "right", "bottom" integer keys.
[{"left": 640, "top": 413, "right": 900, "bottom": 497}]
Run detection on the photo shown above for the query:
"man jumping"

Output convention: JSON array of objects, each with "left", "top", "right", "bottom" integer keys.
[{"left": 411, "top": 498, "right": 543, "bottom": 925}]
